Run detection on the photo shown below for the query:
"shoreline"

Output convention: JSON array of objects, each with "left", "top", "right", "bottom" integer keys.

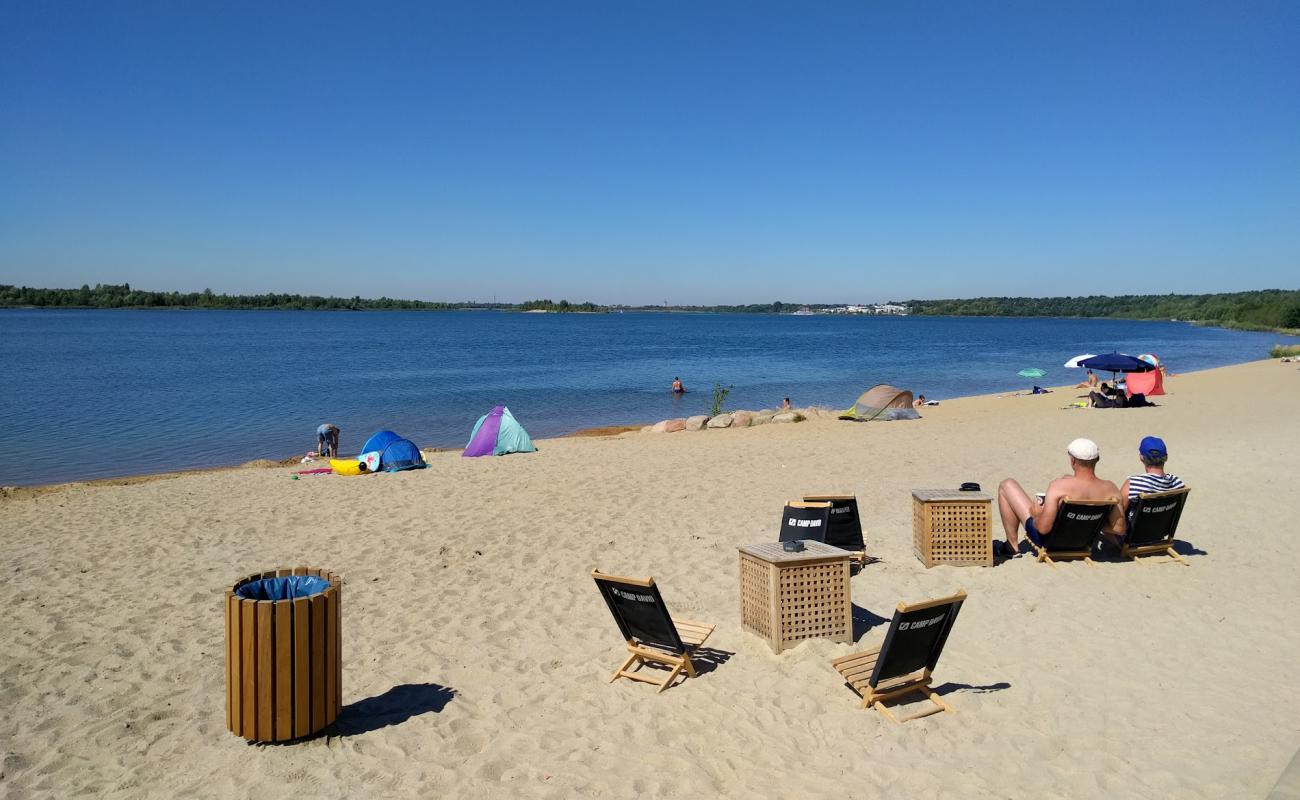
[
  {"left": 4, "top": 357, "right": 1281, "bottom": 495},
  {"left": 5, "top": 304, "right": 1300, "bottom": 335},
  {"left": 3, "top": 354, "right": 1296, "bottom": 797}
]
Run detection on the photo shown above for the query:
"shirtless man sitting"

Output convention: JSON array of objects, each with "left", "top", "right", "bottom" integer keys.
[{"left": 996, "top": 437, "right": 1124, "bottom": 556}]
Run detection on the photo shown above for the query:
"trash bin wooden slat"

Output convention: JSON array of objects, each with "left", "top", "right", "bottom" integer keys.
[
  {"left": 240, "top": 600, "right": 256, "bottom": 731},
  {"left": 225, "top": 568, "right": 342, "bottom": 742},
  {"left": 274, "top": 602, "right": 293, "bottom": 740},
  {"left": 310, "top": 593, "right": 326, "bottom": 730},
  {"left": 225, "top": 591, "right": 238, "bottom": 731}
]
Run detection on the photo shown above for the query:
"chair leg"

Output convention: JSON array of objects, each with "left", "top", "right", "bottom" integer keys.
[
  {"left": 873, "top": 700, "right": 901, "bottom": 724},
  {"left": 1167, "top": 547, "right": 1189, "bottom": 566},
  {"left": 681, "top": 654, "right": 698, "bottom": 678},
  {"left": 611, "top": 652, "right": 639, "bottom": 682},
  {"left": 656, "top": 662, "right": 685, "bottom": 693},
  {"left": 921, "top": 686, "right": 955, "bottom": 714}
]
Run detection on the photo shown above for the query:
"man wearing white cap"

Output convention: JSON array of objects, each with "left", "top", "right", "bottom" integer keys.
[{"left": 996, "top": 437, "right": 1124, "bottom": 556}]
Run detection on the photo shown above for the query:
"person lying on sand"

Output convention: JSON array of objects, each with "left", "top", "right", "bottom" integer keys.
[
  {"left": 995, "top": 437, "right": 1124, "bottom": 556},
  {"left": 1108, "top": 435, "right": 1185, "bottom": 549}
]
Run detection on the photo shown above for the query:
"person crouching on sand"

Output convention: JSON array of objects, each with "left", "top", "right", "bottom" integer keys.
[
  {"left": 317, "top": 423, "right": 340, "bottom": 458},
  {"left": 995, "top": 437, "right": 1124, "bottom": 557}
]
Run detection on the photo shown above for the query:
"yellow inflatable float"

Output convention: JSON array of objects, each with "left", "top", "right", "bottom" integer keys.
[{"left": 330, "top": 458, "right": 367, "bottom": 476}]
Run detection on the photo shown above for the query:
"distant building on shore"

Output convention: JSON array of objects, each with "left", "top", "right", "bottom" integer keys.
[{"left": 827, "top": 303, "right": 910, "bottom": 316}]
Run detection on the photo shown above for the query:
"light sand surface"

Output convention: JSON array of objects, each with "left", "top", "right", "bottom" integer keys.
[{"left": 3, "top": 359, "right": 1298, "bottom": 799}]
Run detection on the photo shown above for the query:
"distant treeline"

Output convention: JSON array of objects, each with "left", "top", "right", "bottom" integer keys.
[
  {"left": 0, "top": 284, "right": 600, "bottom": 313},
  {"left": 4, "top": 284, "right": 1297, "bottom": 330},
  {"left": 901, "top": 290, "right": 1300, "bottom": 331}
]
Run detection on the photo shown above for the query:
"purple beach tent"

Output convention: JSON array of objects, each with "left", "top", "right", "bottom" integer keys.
[{"left": 462, "top": 405, "right": 536, "bottom": 457}]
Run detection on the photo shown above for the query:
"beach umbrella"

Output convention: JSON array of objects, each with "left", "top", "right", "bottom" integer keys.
[
  {"left": 1077, "top": 353, "right": 1154, "bottom": 373},
  {"left": 1018, "top": 368, "right": 1046, "bottom": 378},
  {"left": 1064, "top": 354, "right": 1097, "bottom": 368},
  {"left": 1137, "top": 353, "right": 1161, "bottom": 367}
]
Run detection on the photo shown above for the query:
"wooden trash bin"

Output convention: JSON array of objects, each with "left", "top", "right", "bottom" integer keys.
[
  {"left": 225, "top": 567, "right": 342, "bottom": 742},
  {"left": 739, "top": 541, "right": 852, "bottom": 653},
  {"left": 912, "top": 489, "right": 994, "bottom": 567}
]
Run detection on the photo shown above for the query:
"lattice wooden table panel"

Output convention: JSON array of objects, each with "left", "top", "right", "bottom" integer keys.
[
  {"left": 912, "top": 489, "right": 994, "bottom": 567},
  {"left": 738, "top": 541, "right": 852, "bottom": 653}
]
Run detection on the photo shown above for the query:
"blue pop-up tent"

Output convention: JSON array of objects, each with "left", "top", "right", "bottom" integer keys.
[
  {"left": 360, "top": 430, "right": 401, "bottom": 455},
  {"left": 379, "top": 437, "right": 426, "bottom": 471},
  {"left": 355, "top": 429, "right": 426, "bottom": 472}
]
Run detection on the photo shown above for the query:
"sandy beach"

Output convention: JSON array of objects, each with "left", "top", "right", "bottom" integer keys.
[{"left": 2, "top": 358, "right": 1297, "bottom": 798}]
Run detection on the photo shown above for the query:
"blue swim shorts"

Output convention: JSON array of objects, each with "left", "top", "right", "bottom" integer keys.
[{"left": 1024, "top": 517, "right": 1045, "bottom": 546}]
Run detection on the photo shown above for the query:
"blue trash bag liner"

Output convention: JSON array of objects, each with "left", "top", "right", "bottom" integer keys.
[{"left": 235, "top": 575, "right": 330, "bottom": 601}]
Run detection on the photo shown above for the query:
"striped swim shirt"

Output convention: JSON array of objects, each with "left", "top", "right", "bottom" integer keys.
[{"left": 1126, "top": 472, "right": 1184, "bottom": 500}]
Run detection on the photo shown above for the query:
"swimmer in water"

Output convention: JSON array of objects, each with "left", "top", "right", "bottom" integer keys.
[{"left": 671, "top": 377, "right": 685, "bottom": 393}]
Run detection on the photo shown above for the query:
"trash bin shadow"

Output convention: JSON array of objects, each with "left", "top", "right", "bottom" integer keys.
[{"left": 331, "top": 682, "right": 457, "bottom": 737}]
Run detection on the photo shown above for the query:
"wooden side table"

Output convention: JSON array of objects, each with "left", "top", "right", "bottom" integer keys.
[
  {"left": 738, "top": 541, "right": 852, "bottom": 653},
  {"left": 912, "top": 488, "right": 994, "bottom": 567}
]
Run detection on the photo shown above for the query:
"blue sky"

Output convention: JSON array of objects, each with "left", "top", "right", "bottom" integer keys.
[{"left": 2, "top": 1, "right": 1297, "bottom": 304}]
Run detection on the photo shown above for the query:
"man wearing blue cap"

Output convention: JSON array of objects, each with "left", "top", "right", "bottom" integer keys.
[{"left": 1108, "top": 436, "right": 1185, "bottom": 548}]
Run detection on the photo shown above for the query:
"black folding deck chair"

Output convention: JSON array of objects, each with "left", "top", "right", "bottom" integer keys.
[
  {"left": 592, "top": 571, "right": 715, "bottom": 693},
  {"left": 778, "top": 501, "right": 832, "bottom": 544},
  {"left": 830, "top": 590, "right": 967, "bottom": 723},
  {"left": 1123, "top": 487, "right": 1191, "bottom": 565},
  {"left": 802, "top": 494, "right": 868, "bottom": 563},
  {"left": 1029, "top": 498, "right": 1116, "bottom": 566}
]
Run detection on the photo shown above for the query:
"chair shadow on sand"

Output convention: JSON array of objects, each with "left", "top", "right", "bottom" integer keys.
[
  {"left": 1172, "top": 540, "right": 1207, "bottom": 558},
  {"left": 851, "top": 604, "right": 890, "bottom": 641},
  {"left": 930, "top": 680, "right": 1011, "bottom": 699},
  {"left": 331, "top": 683, "right": 457, "bottom": 737}
]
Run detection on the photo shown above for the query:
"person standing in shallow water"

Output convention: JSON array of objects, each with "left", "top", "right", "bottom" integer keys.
[
  {"left": 317, "top": 423, "right": 340, "bottom": 457},
  {"left": 671, "top": 377, "right": 685, "bottom": 393}
]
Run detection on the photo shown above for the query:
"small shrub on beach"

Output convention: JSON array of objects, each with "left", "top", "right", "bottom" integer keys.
[
  {"left": 711, "top": 383, "right": 733, "bottom": 416},
  {"left": 1270, "top": 344, "right": 1300, "bottom": 358}
]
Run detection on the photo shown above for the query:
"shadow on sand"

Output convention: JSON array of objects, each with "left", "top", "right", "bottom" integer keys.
[
  {"left": 851, "top": 604, "right": 891, "bottom": 641},
  {"left": 331, "top": 682, "right": 457, "bottom": 737}
]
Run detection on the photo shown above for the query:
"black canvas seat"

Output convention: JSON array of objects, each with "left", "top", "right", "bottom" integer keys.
[
  {"left": 592, "top": 570, "right": 715, "bottom": 693},
  {"left": 1123, "top": 487, "right": 1191, "bottom": 565},
  {"left": 830, "top": 591, "right": 967, "bottom": 723},
  {"left": 778, "top": 501, "right": 833, "bottom": 544},
  {"left": 802, "top": 494, "right": 868, "bottom": 562},
  {"left": 1029, "top": 498, "right": 1116, "bottom": 566}
]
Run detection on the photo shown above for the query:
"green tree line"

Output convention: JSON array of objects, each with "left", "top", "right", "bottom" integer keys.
[
  {"left": 0, "top": 284, "right": 598, "bottom": 312},
  {"left": 899, "top": 290, "right": 1300, "bottom": 331}
]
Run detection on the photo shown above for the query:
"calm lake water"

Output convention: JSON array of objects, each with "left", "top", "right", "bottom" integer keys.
[{"left": 2, "top": 309, "right": 1294, "bottom": 486}]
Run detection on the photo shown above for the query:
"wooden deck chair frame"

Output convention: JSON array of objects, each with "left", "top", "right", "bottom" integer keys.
[
  {"left": 830, "top": 590, "right": 966, "bottom": 723},
  {"left": 1029, "top": 498, "right": 1116, "bottom": 567},
  {"left": 802, "top": 494, "right": 869, "bottom": 565},
  {"left": 1122, "top": 487, "right": 1191, "bottom": 566},
  {"left": 591, "top": 570, "right": 715, "bottom": 693}
]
